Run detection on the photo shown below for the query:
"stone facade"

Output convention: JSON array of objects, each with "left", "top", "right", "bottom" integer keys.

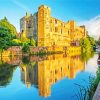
[
  {"left": 20, "top": 12, "right": 38, "bottom": 41},
  {"left": 20, "top": 5, "right": 87, "bottom": 51},
  {"left": 38, "top": 5, "right": 86, "bottom": 47}
]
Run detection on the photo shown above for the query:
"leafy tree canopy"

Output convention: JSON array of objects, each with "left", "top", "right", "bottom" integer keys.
[
  {"left": 80, "top": 36, "right": 95, "bottom": 53},
  {"left": 21, "top": 31, "right": 36, "bottom": 46},
  {"left": 0, "top": 17, "right": 17, "bottom": 37},
  {"left": 0, "top": 17, "right": 18, "bottom": 50},
  {"left": 0, "top": 26, "right": 12, "bottom": 50}
]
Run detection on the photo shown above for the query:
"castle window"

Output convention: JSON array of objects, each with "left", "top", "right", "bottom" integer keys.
[
  {"left": 68, "top": 31, "right": 69, "bottom": 35},
  {"left": 61, "top": 67, "right": 62, "bottom": 72},
  {"left": 45, "top": 11, "right": 47, "bottom": 15},
  {"left": 55, "top": 27, "right": 58, "bottom": 32},
  {"left": 55, "top": 19, "right": 57, "bottom": 24},
  {"left": 61, "top": 29, "right": 62, "bottom": 34},
  {"left": 55, "top": 70, "right": 58, "bottom": 74}
]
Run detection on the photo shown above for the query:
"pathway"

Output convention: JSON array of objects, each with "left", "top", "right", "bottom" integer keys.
[{"left": 92, "top": 82, "right": 100, "bottom": 100}]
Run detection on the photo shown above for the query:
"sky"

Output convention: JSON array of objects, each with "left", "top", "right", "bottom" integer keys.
[{"left": 0, "top": 0, "right": 100, "bottom": 32}]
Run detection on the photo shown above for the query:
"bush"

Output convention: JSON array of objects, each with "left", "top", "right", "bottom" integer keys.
[
  {"left": 80, "top": 36, "right": 95, "bottom": 53},
  {"left": 22, "top": 44, "right": 30, "bottom": 53}
]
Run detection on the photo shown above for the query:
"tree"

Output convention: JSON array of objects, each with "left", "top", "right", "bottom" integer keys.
[
  {"left": 20, "top": 31, "right": 30, "bottom": 45},
  {"left": 0, "top": 26, "right": 13, "bottom": 55},
  {"left": 80, "top": 36, "right": 95, "bottom": 53},
  {"left": 11, "top": 39, "right": 22, "bottom": 46},
  {"left": 88, "top": 36, "right": 95, "bottom": 47},
  {"left": 29, "top": 38, "right": 36, "bottom": 46},
  {"left": 20, "top": 31, "right": 36, "bottom": 46},
  {"left": 0, "top": 17, "right": 18, "bottom": 55},
  {"left": 0, "top": 17, "right": 17, "bottom": 37}
]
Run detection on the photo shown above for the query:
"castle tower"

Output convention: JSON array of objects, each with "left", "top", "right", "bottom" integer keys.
[{"left": 38, "top": 5, "right": 51, "bottom": 47}]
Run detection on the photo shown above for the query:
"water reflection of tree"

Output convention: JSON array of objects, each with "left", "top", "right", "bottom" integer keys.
[
  {"left": 21, "top": 56, "right": 38, "bottom": 88},
  {"left": 80, "top": 51, "right": 94, "bottom": 62},
  {"left": 22, "top": 56, "right": 30, "bottom": 64},
  {"left": 0, "top": 63, "right": 17, "bottom": 86}
]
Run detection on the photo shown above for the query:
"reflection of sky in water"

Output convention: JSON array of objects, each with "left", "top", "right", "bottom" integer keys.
[
  {"left": 0, "top": 54, "right": 98, "bottom": 100},
  {"left": 85, "top": 54, "right": 98, "bottom": 74}
]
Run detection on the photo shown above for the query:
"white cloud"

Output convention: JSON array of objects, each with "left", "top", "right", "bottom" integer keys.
[{"left": 78, "top": 15, "right": 100, "bottom": 40}]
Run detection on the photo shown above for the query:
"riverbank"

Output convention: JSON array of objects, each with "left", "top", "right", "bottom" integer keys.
[
  {"left": 92, "top": 82, "right": 100, "bottom": 100},
  {"left": 0, "top": 46, "right": 81, "bottom": 57},
  {"left": 88, "top": 67, "right": 100, "bottom": 100}
]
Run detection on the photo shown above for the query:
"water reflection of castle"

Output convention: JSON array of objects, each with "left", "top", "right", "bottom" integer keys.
[{"left": 20, "top": 54, "right": 85, "bottom": 97}]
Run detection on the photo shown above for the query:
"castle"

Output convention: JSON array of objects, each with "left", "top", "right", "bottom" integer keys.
[{"left": 20, "top": 5, "right": 87, "bottom": 52}]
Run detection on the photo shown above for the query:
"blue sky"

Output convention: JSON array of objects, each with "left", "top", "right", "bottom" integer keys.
[{"left": 0, "top": 0, "right": 100, "bottom": 32}]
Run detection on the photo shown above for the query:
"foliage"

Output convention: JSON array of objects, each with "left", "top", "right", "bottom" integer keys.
[
  {"left": 0, "top": 17, "right": 18, "bottom": 52},
  {"left": 80, "top": 51, "right": 94, "bottom": 62},
  {"left": 29, "top": 38, "right": 36, "bottom": 46},
  {"left": 80, "top": 36, "right": 95, "bottom": 53},
  {"left": 0, "top": 63, "right": 17, "bottom": 86},
  {"left": 22, "top": 56, "right": 30, "bottom": 64},
  {"left": 0, "top": 17, "right": 17, "bottom": 37},
  {"left": 20, "top": 31, "right": 36, "bottom": 46},
  {"left": 20, "top": 31, "right": 30, "bottom": 45},
  {"left": 74, "top": 64, "right": 100, "bottom": 100},
  {"left": 88, "top": 36, "right": 95, "bottom": 46},
  {"left": 88, "top": 67, "right": 100, "bottom": 100},
  {"left": 0, "top": 17, "right": 36, "bottom": 50},
  {"left": 22, "top": 44, "right": 30, "bottom": 53},
  {"left": 11, "top": 39, "right": 22, "bottom": 46},
  {"left": 36, "top": 49, "right": 46, "bottom": 56},
  {"left": 0, "top": 26, "right": 12, "bottom": 51}
]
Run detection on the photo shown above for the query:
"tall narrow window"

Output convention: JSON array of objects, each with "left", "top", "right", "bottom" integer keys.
[
  {"left": 61, "top": 29, "right": 62, "bottom": 34},
  {"left": 55, "top": 27, "right": 58, "bottom": 32},
  {"left": 55, "top": 19, "right": 57, "bottom": 24}
]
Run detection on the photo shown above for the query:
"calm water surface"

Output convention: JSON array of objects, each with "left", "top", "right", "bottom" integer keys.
[{"left": 0, "top": 53, "right": 99, "bottom": 100}]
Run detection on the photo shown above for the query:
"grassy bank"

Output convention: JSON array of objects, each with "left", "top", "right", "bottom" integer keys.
[
  {"left": 88, "top": 67, "right": 100, "bottom": 100},
  {"left": 74, "top": 67, "right": 100, "bottom": 100}
]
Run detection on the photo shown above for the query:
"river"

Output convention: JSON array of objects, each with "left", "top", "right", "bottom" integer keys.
[{"left": 0, "top": 53, "right": 99, "bottom": 100}]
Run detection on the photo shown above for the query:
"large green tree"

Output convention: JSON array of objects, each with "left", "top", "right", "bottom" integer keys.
[
  {"left": 0, "top": 17, "right": 18, "bottom": 53},
  {"left": 0, "top": 27, "right": 13, "bottom": 53},
  {"left": 80, "top": 36, "right": 95, "bottom": 53},
  {"left": 0, "top": 17, "right": 17, "bottom": 37}
]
